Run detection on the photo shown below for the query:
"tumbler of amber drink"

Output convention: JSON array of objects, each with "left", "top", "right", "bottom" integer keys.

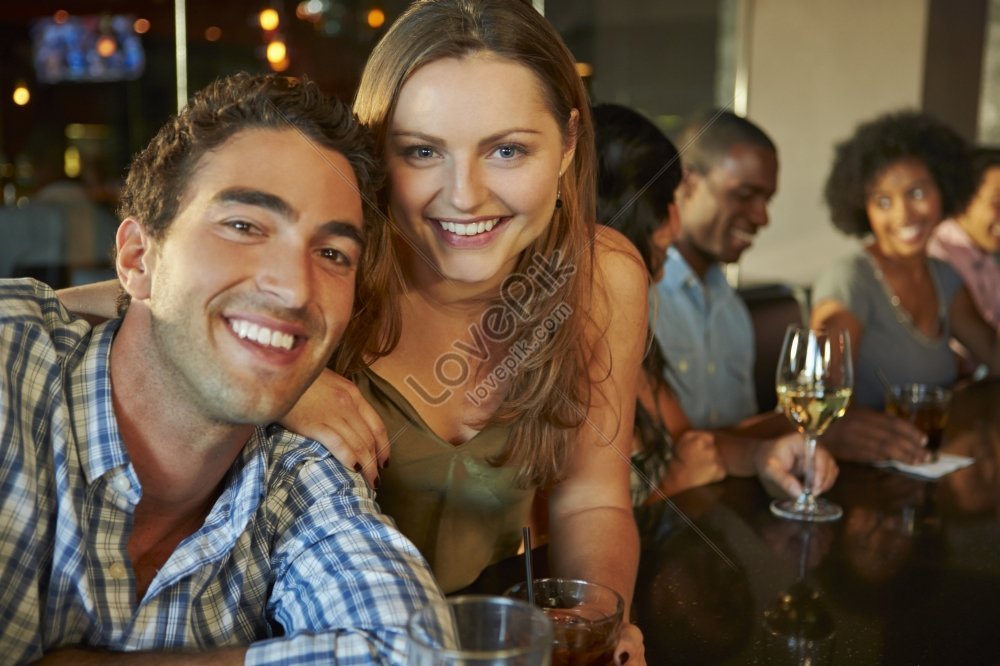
[
  {"left": 885, "top": 384, "right": 951, "bottom": 456},
  {"left": 506, "top": 578, "right": 624, "bottom": 666}
]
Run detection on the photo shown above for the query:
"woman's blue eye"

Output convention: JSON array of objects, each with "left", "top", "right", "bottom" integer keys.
[
  {"left": 494, "top": 144, "right": 524, "bottom": 159},
  {"left": 405, "top": 146, "right": 435, "bottom": 159}
]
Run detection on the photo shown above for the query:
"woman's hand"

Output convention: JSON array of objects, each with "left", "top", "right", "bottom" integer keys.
[
  {"left": 754, "top": 431, "right": 839, "bottom": 498},
  {"left": 615, "top": 622, "right": 645, "bottom": 665},
  {"left": 280, "top": 369, "right": 389, "bottom": 485},
  {"left": 821, "top": 406, "right": 930, "bottom": 465}
]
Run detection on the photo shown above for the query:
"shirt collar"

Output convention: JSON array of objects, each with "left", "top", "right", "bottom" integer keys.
[
  {"left": 935, "top": 218, "right": 983, "bottom": 252},
  {"left": 660, "top": 246, "right": 728, "bottom": 291},
  {"left": 75, "top": 319, "right": 131, "bottom": 486},
  {"left": 73, "top": 318, "right": 274, "bottom": 532}
]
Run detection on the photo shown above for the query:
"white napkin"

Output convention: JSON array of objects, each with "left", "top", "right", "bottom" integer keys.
[{"left": 876, "top": 453, "right": 975, "bottom": 479}]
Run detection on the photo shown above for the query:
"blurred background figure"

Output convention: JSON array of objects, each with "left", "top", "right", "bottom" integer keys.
[
  {"left": 27, "top": 127, "right": 118, "bottom": 280},
  {"left": 813, "top": 110, "right": 1000, "bottom": 465},
  {"left": 652, "top": 109, "right": 778, "bottom": 431},
  {"left": 0, "top": 127, "right": 117, "bottom": 288},
  {"left": 928, "top": 146, "right": 1000, "bottom": 373},
  {"left": 592, "top": 102, "right": 837, "bottom": 506}
]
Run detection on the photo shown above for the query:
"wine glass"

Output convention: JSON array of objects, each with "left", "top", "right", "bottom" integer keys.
[{"left": 771, "top": 326, "right": 852, "bottom": 522}]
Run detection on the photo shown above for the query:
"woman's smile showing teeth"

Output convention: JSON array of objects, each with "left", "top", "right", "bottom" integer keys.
[
  {"left": 229, "top": 318, "right": 296, "bottom": 351},
  {"left": 896, "top": 225, "right": 923, "bottom": 243},
  {"left": 437, "top": 217, "right": 503, "bottom": 236}
]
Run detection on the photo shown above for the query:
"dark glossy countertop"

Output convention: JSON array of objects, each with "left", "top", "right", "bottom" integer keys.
[
  {"left": 464, "top": 379, "right": 1000, "bottom": 665},
  {"left": 632, "top": 378, "right": 1000, "bottom": 665}
]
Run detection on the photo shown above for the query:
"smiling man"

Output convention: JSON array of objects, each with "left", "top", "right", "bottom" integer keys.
[
  {"left": 653, "top": 109, "right": 778, "bottom": 429},
  {"left": 0, "top": 73, "right": 442, "bottom": 665}
]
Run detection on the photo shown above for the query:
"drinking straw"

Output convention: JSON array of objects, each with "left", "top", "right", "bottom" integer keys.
[{"left": 522, "top": 526, "right": 535, "bottom": 606}]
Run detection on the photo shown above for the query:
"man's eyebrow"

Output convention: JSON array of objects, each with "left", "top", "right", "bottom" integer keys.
[
  {"left": 215, "top": 187, "right": 364, "bottom": 246},
  {"left": 318, "top": 220, "right": 366, "bottom": 248},
  {"left": 215, "top": 187, "right": 295, "bottom": 218}
]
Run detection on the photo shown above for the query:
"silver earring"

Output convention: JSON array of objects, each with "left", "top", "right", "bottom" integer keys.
[{"left": 555, "top": 187, "right": 562, "bottom": 210}]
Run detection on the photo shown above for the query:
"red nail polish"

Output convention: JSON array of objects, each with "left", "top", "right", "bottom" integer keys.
[
  {"left": 382, "top": 458, "right": 390, "bottom": 469},
  {"left": 353, "top": 463, "right": 362, "bottom": 473},
  {"left": 620, "top": 652, "right": 630, "bottom": 664}
]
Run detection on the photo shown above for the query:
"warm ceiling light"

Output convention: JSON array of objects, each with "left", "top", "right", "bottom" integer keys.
[
  {"left": 266, "top": 39, "right": 287, "bottom": 64},
  {"left": 133, "top": 18, "right": 150, "bottom": 34},
  {"left": 205, "top": 26, "right": 222, "bottom": 41},
  {"left": 96, "top": 35, "right": 117, "bottom": 58},
  {"left": 270, "top": 57, "right": 290, "bottom": 72},
  {"left": 12, "top": 85, "right": 30, "bottom": 106},
  {"left": 575, "top": 62, "right": 593, "bottom": 78},
  {"left": 259, "top": 8, "right": 280, "bottom": 31},
  {"left": 64, "top": 146, "right": 81, "bottom": 179},
  {"left": 366, "top": 8, "right": 385, "bottom": 28},
  {"left": 53, "top": 10, "right": 69, "bottom": 24}
]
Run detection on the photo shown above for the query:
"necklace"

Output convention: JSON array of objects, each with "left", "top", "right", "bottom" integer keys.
[{"left": 864, "top": 250, "right": 945, "bottom": 345}]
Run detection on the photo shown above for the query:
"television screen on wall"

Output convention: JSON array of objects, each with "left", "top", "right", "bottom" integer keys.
[{"left": 32, "top": 15, "right": 145, "bottom": 84}]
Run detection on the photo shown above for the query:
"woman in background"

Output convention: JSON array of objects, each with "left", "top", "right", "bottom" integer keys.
[
  {"left": 928, "top": 147, "right": 1000, "bottom": 342},
  {"left": 592, "top": 102, "right": 837, "bottom": 506},
  {"left": 813, "top": 111, "right": 1000, "bottom": 465}
]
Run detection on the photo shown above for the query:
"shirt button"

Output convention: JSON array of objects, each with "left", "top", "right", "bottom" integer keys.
[
  {"left": 678, "top": 359, "right": 689, "bottom": 373},
  {"left": 112, "top": 476, "right": 131, "bottom": 493},
  {"left": 109, "top": 562, "right": 128, "bottom": 580},
  {"left": 707, "top": 362, "right": 716, "bottom": 375}
]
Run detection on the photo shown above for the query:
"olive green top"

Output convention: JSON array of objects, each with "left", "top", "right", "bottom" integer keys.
[{"left": 356, "top": 370, "right": 535, "bottom": 593}]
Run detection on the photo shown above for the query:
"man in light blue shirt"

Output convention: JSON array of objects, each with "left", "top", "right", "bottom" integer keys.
[
  {"left": 653, "top": 110, "right": 778, "bottom": 428},
  {"left": 0, "top": 73, "right": 443, "bottom": 665}
]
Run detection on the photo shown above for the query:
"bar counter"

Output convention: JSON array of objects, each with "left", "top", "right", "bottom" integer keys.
[{"left": 465, "top": 378, "right": 1000, "bottom": 665}]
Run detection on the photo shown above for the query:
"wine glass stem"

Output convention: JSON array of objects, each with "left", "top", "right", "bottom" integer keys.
[{"left": 799, "top": 434, "right": 817, "bottom": 506}]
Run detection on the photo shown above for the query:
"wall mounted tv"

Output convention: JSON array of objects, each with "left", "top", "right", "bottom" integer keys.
[{"left": 32, "top": 15, "right": 145, "bottom": 84}]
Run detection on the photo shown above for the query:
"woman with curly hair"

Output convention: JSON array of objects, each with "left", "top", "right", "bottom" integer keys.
[{"left": 813, "top": 110, "right": 1000, "bottom": 465}]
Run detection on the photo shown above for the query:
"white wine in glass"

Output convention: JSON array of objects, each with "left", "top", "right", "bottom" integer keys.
[{"left": 771, "top": 326, "right": 852, "bottom": 522}]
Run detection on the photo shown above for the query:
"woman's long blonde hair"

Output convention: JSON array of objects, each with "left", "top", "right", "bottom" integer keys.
[{"left": 351, "top": 0, "right": 602, "bottom": 488}]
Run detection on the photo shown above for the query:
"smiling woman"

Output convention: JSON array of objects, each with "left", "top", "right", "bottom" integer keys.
[
  {"left": 282, "top": 1, "right": 649, "bottom": 663},
  {"left": 811, "top": 110, "right": 1000, "bottom": 466}
]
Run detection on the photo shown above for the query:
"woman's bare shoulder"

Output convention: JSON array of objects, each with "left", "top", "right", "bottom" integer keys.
[{"left": 592, "top": 225, "right": 649, "bottom": 300}]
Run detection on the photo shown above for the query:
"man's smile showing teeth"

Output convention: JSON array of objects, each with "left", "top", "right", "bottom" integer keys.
[
  {"left": 438, "top": 218, "right": 500, "bottom": 236},
  {"left": 732, "top": 229, "right": 755, "bottom": 242},
  {"left": 229, "top": 318, "right": 296, "bottom": 351}
]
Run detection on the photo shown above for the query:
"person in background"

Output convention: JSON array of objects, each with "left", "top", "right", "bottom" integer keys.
[
  {"left": 652, "top": 109, "right": 779, "bottom": 431},
  {"left": 27, "top": 128, "right": 118, "bottom": 278},
  {"left": 928, "top": 146, "right": 1000, "bottom": 362},
  {"left": 813, "top": 110, "right": 1000, "bottom": 465},
  {"left": 592, "top": 102, "right": 837, "bottom": 505},
  {"left": 2, "top": 72, "right": 443, "bottom": 664}
]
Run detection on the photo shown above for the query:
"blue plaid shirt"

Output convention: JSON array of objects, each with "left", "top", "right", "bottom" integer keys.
[{"left": 0, "top": 279, "right": 444, "bottom": 664}]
